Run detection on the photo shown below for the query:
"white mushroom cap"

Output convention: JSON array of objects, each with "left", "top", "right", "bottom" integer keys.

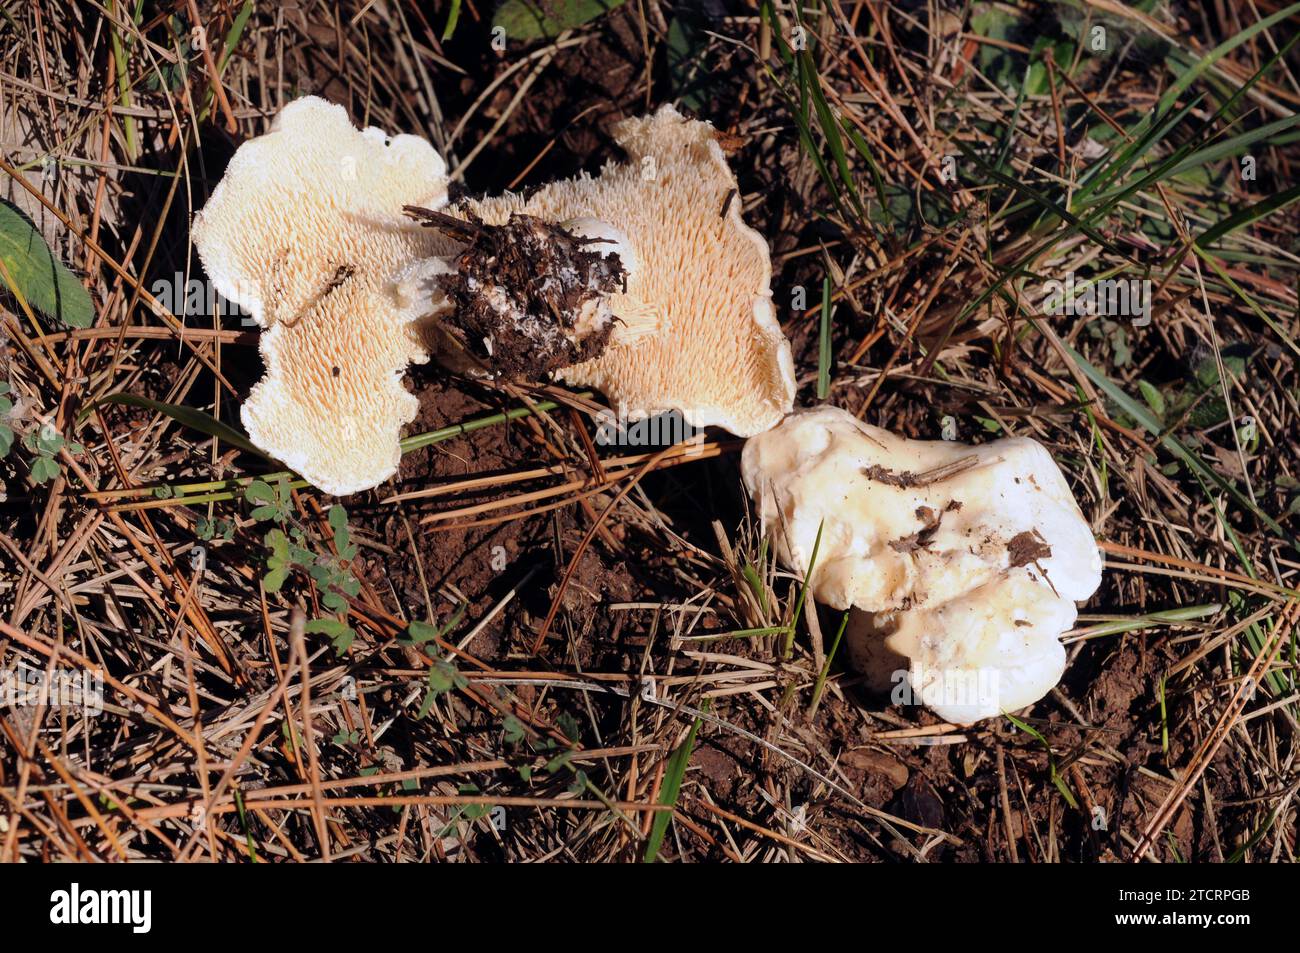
[
  {"left": 192, "top": 96, "right": 451, "bottom": 495},
  {"left": 845, "top": 576, "right": 1076, "bottom": 724},
  {"left": 742, "top": 406, "right": 1102, "bottom": 723},
  {"left": 446, "top": 105, "right": 795, "bottom": 437}
]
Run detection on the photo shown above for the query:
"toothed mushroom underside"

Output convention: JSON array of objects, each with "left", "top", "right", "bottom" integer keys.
[
  {"left": 191, "top": 97, "right": 452, "bottom": 496},
  {"left": 742, "top": 407, "right": 1102, "bottom": 723},
  {"left": 192, "top": 96, "right": 794, "bottom": 495},
  {"left": 443, "top": 105, "right": 795, "bottom": 437}
]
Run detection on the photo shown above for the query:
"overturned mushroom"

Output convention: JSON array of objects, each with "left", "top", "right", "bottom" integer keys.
[
  {"left": 741, "top": 406, "right": 1102, "bottom": 723},
  {"left": 420, "top": 104, "right": 796, "bottom": 437},
  {"left": 194, "top": 99, "right": 792, "bottom": 495},
  {"left": 192, "top": 96, "right": 451, "bottom": 496}
]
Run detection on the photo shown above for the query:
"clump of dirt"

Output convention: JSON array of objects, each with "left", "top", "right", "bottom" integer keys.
[
  {"left": 1007, "top": 529, "right": 1053, "bottom": 568},
  {"left": 405, "top": 207, "right": 626, "bottom": 379}
]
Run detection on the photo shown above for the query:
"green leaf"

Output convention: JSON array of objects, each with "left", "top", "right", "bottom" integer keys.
[
  {"left": 416, "top": 658, "right": 466, "bottom": 718},
  {"left": 33, "top": 424, "right": 64, "bottom": 455},
  {"left": 969, "top": 3, "right": 1023, "bottom": 91},
  {"left": 0, "top": 425, "right": 13, "bottom": 458},
  {"left": 262, "top": 566, "right": 288, "bottom": 592},
  {"left": 502, "top": 715, "right": 526, "bottom": 744},
  {"left": 407, "top": 620, "right": 440, "bottom": 644},
  {"left": 566, "top": 769, "right": 589, "bottom": 796},
  {"left": 556, "top": 712, "right": 581, "bottom": 742},
  {"left": 333, "top": 628, "right": 356, "bottom": 653},
  {"left": 667, "top": 15, "right": 719, "bottom": 112},
  {"left": 405, "top": 602, "right": 467, "bottom": 645},
  {"left": 1138, "top": 380, "right": 1166, "bottom": 420},
  {"left": 0, "top": 201, "right": 93, "bottom": 328},
  {"left": 29, "top": 454, "right": 59, "bottom": 484},
  {"left": 97, "top": 393, "right": 266, "bottom": 458},
  {"left": 493, "top": 0, "right": 626, "bottom": 41},
  {"left": 328, "top": 504, "right": 353, "bottom": 556},
  {"left": 245, "top": 480, "right": 276, "bottom": 503},
  {"left": 304, "top": 617, "right": 355, "bottom": 654},
  {"left": 264, "top": 527, "right": 289, "bottom": 557},
  {"left": 416, "top": 687, "right": 438, "bottom": 719},
  {"left": 545, "top": 749, "right": 574, "bottom": 774},
  {"left": 427, "top": 660, "right": 458, "bottom": 695}
]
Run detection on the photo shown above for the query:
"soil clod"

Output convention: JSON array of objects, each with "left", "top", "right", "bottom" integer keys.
[{"left": 406, "top": 206, "right": 626, "bottom": 380}]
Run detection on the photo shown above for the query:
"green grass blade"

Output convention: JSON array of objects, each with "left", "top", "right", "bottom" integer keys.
[
  {"left": 1055, "top": 334, "right": 1297, "bottom": 549},
  {"left": 1194, "top": 182, "right": 1300, "bottom": 249},
  {"left": 643, "top": 702, "right": 707, "bottom": 863},
  {"left": 441, "top": 0, "right": 463, "bottom": 40},
  {"left": 817, "top": 276, "right": 833, "bottom": 399},
  {"left": 95, "top": 393, "right": 266, "bottom": 458},
  {"left": 783, "top": 519, "right": 824, "bottom": 659}
]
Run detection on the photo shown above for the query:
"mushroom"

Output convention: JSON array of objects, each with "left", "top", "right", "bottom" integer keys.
[
  {"left": 192, "top": 96, "right": 451, "bottom": 495},
  {"left": 194, "top": 99, "right": 793, "bottom": 494},
  {"left": 741, "top": 406, "right": 1102, "bottom": 723},
  {"left": 419, "top": 104, "right": 796, "bottom": 437}
]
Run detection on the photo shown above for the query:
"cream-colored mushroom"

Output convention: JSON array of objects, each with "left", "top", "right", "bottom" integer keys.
[
  {"left": 428, "top": 104, "right": 795, "bottom": 437},
  {"left": 844, "top": 575, "right": 1080, "bottom": 723},
  {"left": 192, "top": 96, "right": 450, "bottom": 496},
  {"left": 741, "top": 406, "right": 1102, "bottom": 724}
]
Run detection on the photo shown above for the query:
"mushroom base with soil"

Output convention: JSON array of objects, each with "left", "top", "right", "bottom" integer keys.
[{"left": 404, "top": 207, "right": 629, "bottom": 380}]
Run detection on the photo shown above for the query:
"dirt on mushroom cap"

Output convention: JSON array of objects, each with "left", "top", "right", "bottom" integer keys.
[{"left": 743, "top": 405, "right": 1103, "bottom": 724}]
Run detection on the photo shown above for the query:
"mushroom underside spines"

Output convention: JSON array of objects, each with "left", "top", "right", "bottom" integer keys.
[
  {"left": 191, "top": 96, "right": 453, "bottom": 496},
  {"left": 194, "top": 99, "right": 797, "bottom": 496}
]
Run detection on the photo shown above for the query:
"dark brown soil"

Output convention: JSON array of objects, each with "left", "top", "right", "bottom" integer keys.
[{"left": 407, "top": 209, "right": 623, "bottom": 379}]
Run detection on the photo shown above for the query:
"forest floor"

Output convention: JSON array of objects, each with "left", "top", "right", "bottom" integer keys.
[{"left": 2, "top": 0, "right": 1299, "bottom": 862}]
